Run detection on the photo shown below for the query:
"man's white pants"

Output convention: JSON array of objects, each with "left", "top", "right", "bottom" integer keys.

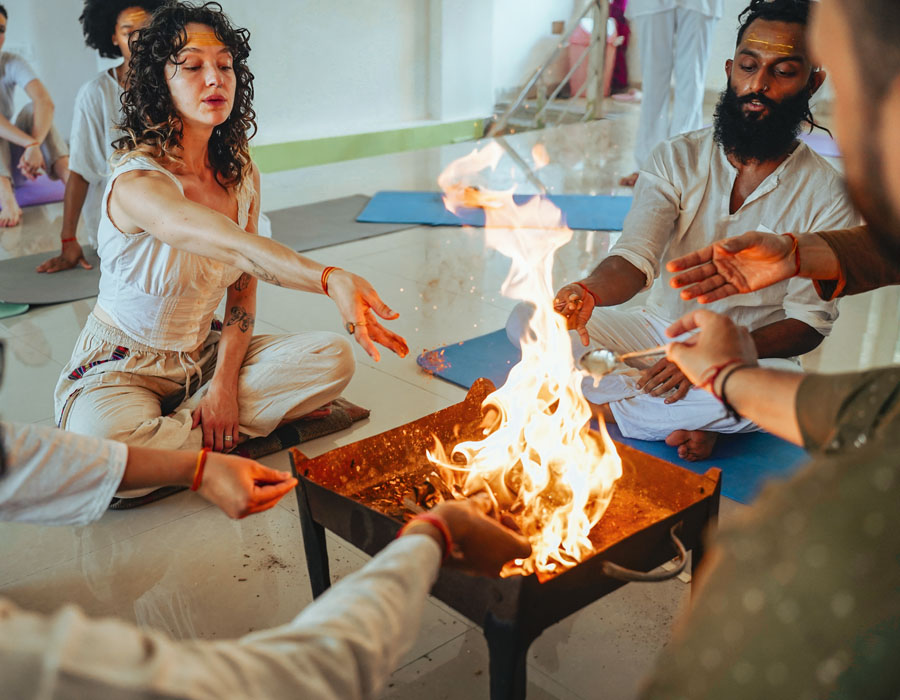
[
  {"left": 506, "top": 304, "right": 795, "bottom": 441},
  {"left": 633, "top": 8, "right": 717, "bottom": 168}
]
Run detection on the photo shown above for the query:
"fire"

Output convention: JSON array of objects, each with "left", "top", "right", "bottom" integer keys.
[{"left": 428, "top": 142, "right": 622, "bottom": 578}]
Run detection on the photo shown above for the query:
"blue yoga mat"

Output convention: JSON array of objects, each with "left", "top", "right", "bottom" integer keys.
[
  {"left": 357, "top": 191, "right": 633, "bottom": 231},
  {"left": 417, "top": 329, "right": 809, "bottom": 504}
]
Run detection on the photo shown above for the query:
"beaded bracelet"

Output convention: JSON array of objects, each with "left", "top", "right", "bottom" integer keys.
[
  {"left": 397, "top": 513, "right": 453, "bottom": 563},
  {"left": 190, "top": 447, "right": 211, "bottom": 491},
  {"left": 320, "top": 266, "right": 341, "bottom": 295}
]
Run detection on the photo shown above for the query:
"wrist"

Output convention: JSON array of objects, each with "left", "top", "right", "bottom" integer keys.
[
  {"left": 575, "top": 280, "right": 601, "bottom": 306},
  {"left": 713, "top": 362, "right": 756, "bottom": 402},
  {"left": 398, "top": 513, "right": 453, "bottom": 562},
  {"left": 797, "top": 233, "right": 841, "bottom": 280},
  {"left": 320, "top": 266, "right": 343, "bottom": 296}
]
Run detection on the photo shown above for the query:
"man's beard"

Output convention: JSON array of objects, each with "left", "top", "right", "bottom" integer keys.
[{"left": 713, "top": 83, "right": 812, "bottom": 163}]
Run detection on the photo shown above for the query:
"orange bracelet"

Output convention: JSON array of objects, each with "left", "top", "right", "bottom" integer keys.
[
  {"left": 190, "top": 447, "right": 210, "bottom": 491},
  {"left": 783, "top": 233, "right": 801, "bottom": 277},
  {"left": 25, "top": 141, "right": 40, "bottom": 149},
  {"left": 320, "top": 266, "right": 341, "bottom": 295},
  {"left": 60, "top": 237, "right": 77, "bottom": 244},
  {"left": 398, "top": 513, "right": 453, "bottom": 563}
]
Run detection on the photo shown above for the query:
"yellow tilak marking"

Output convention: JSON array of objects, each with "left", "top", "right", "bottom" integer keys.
[
  {"left": 747, "top": 36, "right": 795, "bottom": 56},
  {"left": 185, "top": 31, "right": 225, "bottom": 48}
]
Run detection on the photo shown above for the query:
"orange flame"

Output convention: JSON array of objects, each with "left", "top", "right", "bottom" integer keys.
[{"left": 429, "top": 143, "right": 622, "bottom": 577}]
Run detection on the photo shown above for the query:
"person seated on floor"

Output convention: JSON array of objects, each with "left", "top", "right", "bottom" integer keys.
[
  {"left": 37, "top": 0, "right": 164, "bottom": 273},
  {"left": 0, "top": 415, "right": 530, "bottom": 698},
  {"left": 509, "top": 0, "right": 858, "bottom": 462},
  {"left": 54, "top": 1, "right": 408, "bottom": 498},
  {"left": 0, "top": 3, "right": 70, "bottom": 228}
]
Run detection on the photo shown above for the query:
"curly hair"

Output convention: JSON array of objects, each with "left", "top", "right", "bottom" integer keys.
[
  {"left": 112, "top": 1, "right": 256, "bottom": 190},
  {"left": 79, "top": 0, "right": 167, "bottom": 58}
]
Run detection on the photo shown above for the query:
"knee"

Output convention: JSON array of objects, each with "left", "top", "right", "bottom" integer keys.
[
  {"left": 316, "top": 332, "right": 356, "bottom": 387},
  {"left": 505, "top": 302, "right": 537, "bottom": 348}
]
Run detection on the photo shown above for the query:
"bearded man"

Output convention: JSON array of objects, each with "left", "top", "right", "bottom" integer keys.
[{"left": 513, "top": 0, "right": 858, "bottom": 461}]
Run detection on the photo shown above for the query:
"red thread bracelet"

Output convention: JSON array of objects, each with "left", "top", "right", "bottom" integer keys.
[
  {"left": 320, "top": 266, "right": 341, "bottom": 295},
  {"left": 60, "top": 237, "right": 77, "bottom": 244},
  {"left": 398, "top": 513, "right": 453, "bottom": 563},
  {"left": 190, "top": 447, "right": 210, "bottom": 491},
  {"left": 783, "top": 233, "right": 801, "bottom": 277},
  {"left": 574, "top": 281, "right": 601, "bottom": 306},
  {"left": 699, "top": 359, "right": 745, "bottom": 399}
]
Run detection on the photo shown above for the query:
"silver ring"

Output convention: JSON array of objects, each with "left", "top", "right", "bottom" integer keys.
[{"left": 224, "top": 435, "right": 233, "bottom": 442}]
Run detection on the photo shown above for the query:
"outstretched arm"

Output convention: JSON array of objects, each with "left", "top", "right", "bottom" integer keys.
[
  {"left": 666, "top": 231, "right": 841, "bottom": 303},
  {"left": 108, "top": 168, "right": 407, "bottom": 361}
]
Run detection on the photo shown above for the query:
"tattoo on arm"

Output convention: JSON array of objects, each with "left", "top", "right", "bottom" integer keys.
[
  {"left": 226, "top": 305, "right": 255, "bottom": 333},
  {"left": 247, "top": 258, "right": 282, "bottom": 287},
  {"left": 233, "top": 273, "right": 253, "bottom": 292}
]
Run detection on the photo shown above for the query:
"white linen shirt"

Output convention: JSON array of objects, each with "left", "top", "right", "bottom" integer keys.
[
  {"left": 96, "top": 155, "right": 251, "bottom": 351},
  {"left": 0, "top": 421, "right": 443, "bottom": 699},
  {"left": 68, "top": 69, "right": 124, "bottom": 245},
  {"left": 609, "top": 127, "right": 859, "bottom": 335},
  {"left": 0, "top": 421, "right": 126, "bottom": 525},
  {"left": 626, "top": 0, "right": 723, "bottom": 19}
]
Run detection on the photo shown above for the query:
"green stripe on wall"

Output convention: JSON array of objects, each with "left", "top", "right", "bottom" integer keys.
[{"left": 251, "top": 119, "right": 484, "bottom": 173}]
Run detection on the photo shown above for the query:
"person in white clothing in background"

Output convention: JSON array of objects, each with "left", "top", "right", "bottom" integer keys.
[
  {"left": 512, "top": 0, "right": 858, "bottom": 462},
  {"left": 54, "top": 2, "right": 408, "bottom": 494},
  {"left": 38, "top": 0, "right": 165, "bottom": 273},
  {"left": 0, "top": 4, "right": 70, "bottom": 227},
  {"left": 620, "top": 0, "right": 723, "bottom": 187}
]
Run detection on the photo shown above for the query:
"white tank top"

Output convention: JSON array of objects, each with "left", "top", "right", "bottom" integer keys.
[{"left": 95, "top": 155, "right": 253, "bottom": 351}]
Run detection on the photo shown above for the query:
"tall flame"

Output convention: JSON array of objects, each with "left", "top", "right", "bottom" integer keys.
[{"left": 428, "top": 142, "right": 622, "bottom": 577}]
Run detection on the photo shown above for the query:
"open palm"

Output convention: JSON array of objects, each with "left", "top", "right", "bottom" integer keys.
[{"left": 666, "top": 231, "right": 797, "bottom": 304}]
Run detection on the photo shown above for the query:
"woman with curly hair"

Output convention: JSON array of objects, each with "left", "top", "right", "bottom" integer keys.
[
  {"left": 54, "top": 1, "right": 408, "bottom": 495},
  {"left": 38, "top": 0, "right": 165, "bottom": 272}
]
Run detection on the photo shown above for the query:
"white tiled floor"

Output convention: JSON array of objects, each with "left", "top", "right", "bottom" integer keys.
[{"left": 1, "top": 100, "right": 897, "bottom": 699}]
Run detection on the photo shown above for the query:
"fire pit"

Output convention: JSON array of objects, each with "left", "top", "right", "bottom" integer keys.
[{"left": 290, "top": 378, "right": 721, "bottom": 700}]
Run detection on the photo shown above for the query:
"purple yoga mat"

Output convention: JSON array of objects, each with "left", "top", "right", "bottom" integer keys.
[{"left": 4, "top": 174, "right": 66, "bottom": 210}]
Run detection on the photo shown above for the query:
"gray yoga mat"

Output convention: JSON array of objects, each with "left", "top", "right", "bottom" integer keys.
[
  {"left": 266, "top": 194, "right": 416, "bottom": 252},
  {"left": 0, "top": 247, "right": 101, "bottom": 305}
]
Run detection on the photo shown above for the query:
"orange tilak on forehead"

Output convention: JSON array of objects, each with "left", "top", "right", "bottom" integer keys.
[
  {"left": 746, "top": 31, "right": 796, "bottom": 56},
  {"left": 184, "top": 31, "right": 225, "bottom": 48}
]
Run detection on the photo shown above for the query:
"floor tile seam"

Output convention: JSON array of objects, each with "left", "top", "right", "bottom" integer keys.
[
  {"left": 8, "top": 330, "right": 69, "bottom": 366},
  {"left": 389, "top": 626, "right": 473, "bottom": 673},
  {"left": 0, "top": 503, "right": 218, "bottom": 590}
]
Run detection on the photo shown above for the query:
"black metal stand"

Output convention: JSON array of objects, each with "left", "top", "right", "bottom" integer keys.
[
  {"left": 295, "top": 477, "right": 331, "bottom": 598},
  {"left": 483, "top": 613, "right": 536, "bottom": 700}
]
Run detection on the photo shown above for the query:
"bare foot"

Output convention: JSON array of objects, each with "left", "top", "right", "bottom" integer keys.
[
  {"left": 619, "top": 172, "right": 639, "bottom": 187},
  {"left": 665, "top": 430, "right": 718, "bottom": 461},
  {"left": 0, "top": 199, "right": 22, "bottom": 227},
  {"left": 0, "top": 177, "right": 22, "bottom": 227}
]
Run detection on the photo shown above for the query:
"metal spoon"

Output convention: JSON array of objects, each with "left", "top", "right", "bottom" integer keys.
[{"left": 578, "top": 344, "right": 670, "bottom": 380}]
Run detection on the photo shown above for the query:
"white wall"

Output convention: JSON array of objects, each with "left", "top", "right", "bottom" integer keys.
[
  {"left": 3, "top": 0, "right": 97, "bottom": 139},
  {"left": 6, "top": 0, "right": 586, "bottom": 147},
  {"left": 491, "top": 0, "right": 579, "bottom": 101}
]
